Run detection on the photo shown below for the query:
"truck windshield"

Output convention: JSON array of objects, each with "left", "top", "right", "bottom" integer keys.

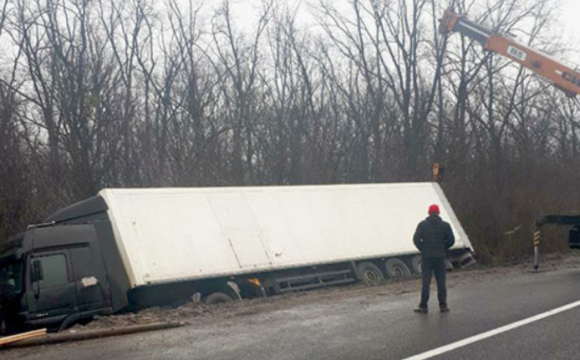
[{"left": 0, "top": 261, "right": 23, "bottom": 295}]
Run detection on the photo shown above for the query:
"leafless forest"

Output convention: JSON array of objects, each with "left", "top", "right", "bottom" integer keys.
[{"left": 0, "top": 0, "right": 578, "bottom": 262}]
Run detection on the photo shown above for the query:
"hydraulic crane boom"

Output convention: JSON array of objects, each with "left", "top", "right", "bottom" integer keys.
[{"left": 440, "top": 10, "right": 580, "bottom": 97}]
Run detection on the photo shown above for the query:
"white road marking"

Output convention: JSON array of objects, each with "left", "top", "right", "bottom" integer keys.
[{"left": 402, "top": 299, "right": 580, "bottom": 360}]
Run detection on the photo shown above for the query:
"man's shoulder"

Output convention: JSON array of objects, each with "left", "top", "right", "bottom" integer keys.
[
  {"left": 442, "top": 220, "right": 453, "bottom": 230},
  {"left": 418, "top": 219, "right": 429, "bottom": 227}
]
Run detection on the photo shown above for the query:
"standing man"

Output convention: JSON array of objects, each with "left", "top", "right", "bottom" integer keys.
[{"left": 413, "top": 204, "right": 455, "bottom": 313}]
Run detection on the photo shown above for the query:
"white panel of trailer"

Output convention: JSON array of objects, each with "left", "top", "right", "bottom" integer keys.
[{"left": 100, "top": 183, "right": 472, "bottom": 287}]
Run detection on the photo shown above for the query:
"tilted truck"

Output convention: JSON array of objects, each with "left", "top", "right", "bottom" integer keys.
[{"left": 0, "top": 182, "right": 473, "bottom": 333}]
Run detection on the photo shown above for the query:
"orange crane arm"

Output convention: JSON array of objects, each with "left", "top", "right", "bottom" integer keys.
[{"left": 440, "top": 10, "right": 580, "bottom": 97}]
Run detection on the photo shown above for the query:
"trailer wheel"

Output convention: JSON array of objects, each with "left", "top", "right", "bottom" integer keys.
[
  {"left": 385, "top": 258, "right": 411, "bottom": 279},
  {"left": 204, "top": 292, "right": 234, "bottom": 305},
  {"left": 410, "top": 255, "right": 422, "bottom": 274},
  {"left": 357, "top": 262, "right": 384, "bottom": 286}
]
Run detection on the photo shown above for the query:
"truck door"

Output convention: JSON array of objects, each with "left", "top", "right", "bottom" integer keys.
[
  {"left": 27, "top": 250, "right": 78, "bottom": 324},
  {"left": 70, "top": 245, "right": 109, "bottom": 312},
  {"left": 25, "top": 224, "right": 111, "bottom": 325}
]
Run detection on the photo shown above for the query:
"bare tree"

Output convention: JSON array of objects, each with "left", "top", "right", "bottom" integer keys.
[
  {"left": 210, "top": 0, "right": 273, "bottom": 184},
  {"left": 0, "top": 0, "right": 577, "bottom": 261}
]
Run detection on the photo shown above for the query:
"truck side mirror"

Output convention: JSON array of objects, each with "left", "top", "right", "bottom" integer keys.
[{"left": 31, "top": 260, "right": 44, "bottom": 282}]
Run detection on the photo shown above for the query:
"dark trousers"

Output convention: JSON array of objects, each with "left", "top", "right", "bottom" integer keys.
[{"left": 419, "top": 257, "right": 447, "bottom": 309}]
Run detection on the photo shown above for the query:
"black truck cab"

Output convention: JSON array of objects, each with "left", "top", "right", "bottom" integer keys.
[{"left": 0, "top": 197, "right": 130, "bottom": 334}]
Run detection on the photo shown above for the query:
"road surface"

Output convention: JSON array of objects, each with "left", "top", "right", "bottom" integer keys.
[{"left": 4, "top": 267, "right": 580, "bottom": 360}]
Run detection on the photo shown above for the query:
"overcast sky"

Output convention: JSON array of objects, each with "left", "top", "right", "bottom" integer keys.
[
  {"left": 224, "top": 0, "right": 580, "bottom": 64},
  {"left": 561, "top": 0, "right": 580, "bottom": 49}
]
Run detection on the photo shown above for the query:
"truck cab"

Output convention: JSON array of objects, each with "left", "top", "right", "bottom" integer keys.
[
  {"left": 0, "top": 196, "right": 129, "bottom": 334},
  {"left": 0, "top": 225, "right": 113, "bottom": 334}
]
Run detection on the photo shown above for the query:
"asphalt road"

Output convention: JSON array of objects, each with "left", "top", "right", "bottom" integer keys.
[{"left": 5, "top": 268, "right": 580, "bottom": 360}]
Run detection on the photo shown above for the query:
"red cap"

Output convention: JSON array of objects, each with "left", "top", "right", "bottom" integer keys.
[{"left": 428, "top": 204, "right": 440, "bottom": 215}]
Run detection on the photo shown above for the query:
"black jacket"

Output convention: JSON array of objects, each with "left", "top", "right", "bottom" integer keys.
[{"left": 413, "top": 214, "right": 455, "bottom": 258}]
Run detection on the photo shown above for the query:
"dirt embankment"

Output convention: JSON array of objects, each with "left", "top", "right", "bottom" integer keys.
[{"left": 65, "top": 252, "right": 580, "bottom": 334}]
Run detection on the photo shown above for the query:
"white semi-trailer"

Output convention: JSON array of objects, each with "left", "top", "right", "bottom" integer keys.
[{"left": 0, "top": 183, "right": 472, "bottom": 333}]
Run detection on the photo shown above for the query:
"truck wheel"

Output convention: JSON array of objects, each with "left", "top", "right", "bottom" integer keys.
[
  {"left": 357, "top": 262, "right": 384, "bottom": 286},
  {"left": 385, "top": 258, "right": 411, "bottom": 279},
  {"left": 204, "top": 292, "right": 234, "bottom": 305},
  {"left": 410, "top": 255, "right": 422, "bottom": 274}
]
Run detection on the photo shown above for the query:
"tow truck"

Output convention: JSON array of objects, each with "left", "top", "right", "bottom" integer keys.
[{"left": 439, "top": 10, "right": 580, "bottom": 269}]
